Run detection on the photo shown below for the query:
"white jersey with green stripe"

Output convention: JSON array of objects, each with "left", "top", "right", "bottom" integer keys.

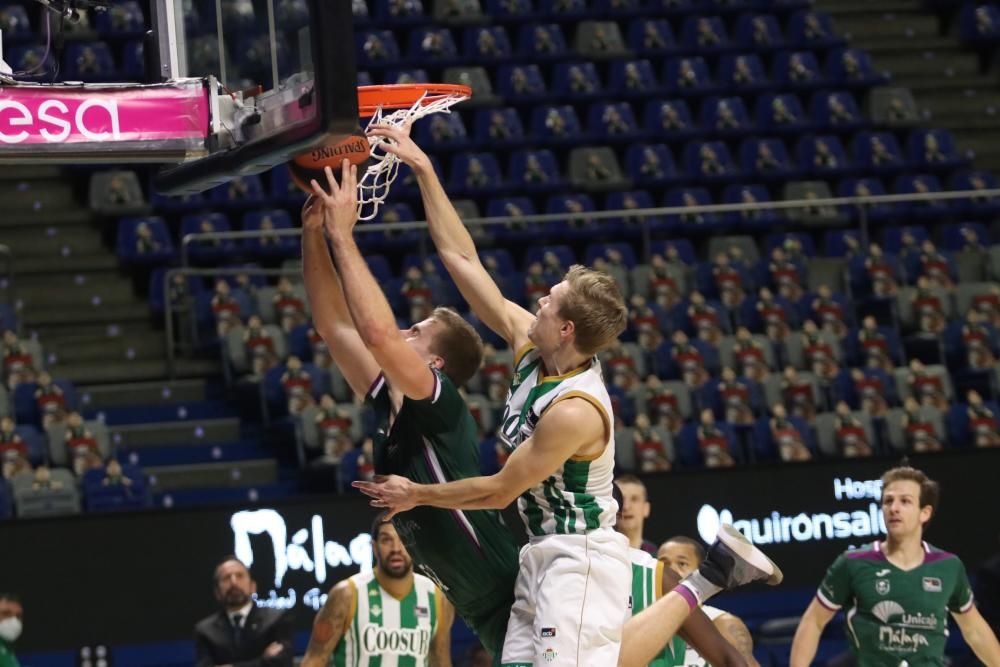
[
  {"left": 497, "top": 346, "right": 617, "bottom": 537},
  {"left": 628, "top": 548, "right": 686, "bottom": 667},
  {"left": 332, "top": 570, "right": 440, "bottom": 667}
]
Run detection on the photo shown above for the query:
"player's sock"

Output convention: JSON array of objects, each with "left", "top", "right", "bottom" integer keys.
[{"left": 675, "top": 573, "right": 721, "bottom": 609}]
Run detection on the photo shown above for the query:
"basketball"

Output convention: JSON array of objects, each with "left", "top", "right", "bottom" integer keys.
[{"left": 288, "top": 130, "right": 371, "bottom": 193}]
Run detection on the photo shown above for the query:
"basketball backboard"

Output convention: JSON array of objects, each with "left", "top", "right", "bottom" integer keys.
[{"left": 150, "top": 0, "right": 361, "bottom": 194}]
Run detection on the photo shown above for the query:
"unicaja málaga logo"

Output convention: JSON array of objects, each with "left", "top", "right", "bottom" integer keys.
[{"left": 696, "top": 477, "right": 887, "bottom": 545}]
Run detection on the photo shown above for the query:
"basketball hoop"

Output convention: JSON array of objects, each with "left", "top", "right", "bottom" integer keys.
[{"left": 354, "top": 83, "right": 471, "bottom": 221}]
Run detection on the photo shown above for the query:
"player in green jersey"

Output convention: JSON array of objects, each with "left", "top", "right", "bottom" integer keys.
[
  {"left": 302, "top": 517, "right": 454, "bottom": 667},
  {"left": 790, "top": 466, "right": 1000, "bottom": 667},
  {"left": 302, "top": 163, "right": 520, "bottom": 658}
]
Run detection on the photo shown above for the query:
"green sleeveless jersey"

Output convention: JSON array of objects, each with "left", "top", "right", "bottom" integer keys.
[
  {"left": 817, "top": 540, "right": 975, "bottom": 667},
  {"left": 498, "top": 346, "right": 618, "bottom": 537},
  {"left": 332, "top": 570, "right": 440, "bottom": 667},
  {"left": 630, "top": 548, "right": 687, "bottom": 667},
  {"left": 368, "top": 370, "right": 520, "bottom": 656}
]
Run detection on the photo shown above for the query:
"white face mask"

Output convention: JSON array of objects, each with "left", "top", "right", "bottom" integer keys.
[{"left": 0, "top": 617, "right": 22, "bottom": 643}]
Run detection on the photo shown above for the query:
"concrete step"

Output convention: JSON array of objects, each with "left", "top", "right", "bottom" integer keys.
[
  {"left": 835, "top": 13, "right": 941, "bottom": 40},
  {"left": 816, "top": 0, "right": 923, "bottom": 14},
  {"left": 146, "top": 459, "right": 278, "bottom": 492},
  {"left": 871, "top": 51, "right": 980, "bottom": 76},
  {"left": 857, "top": 36, "right": 963, "bottom": 53},
  {"left": 0, "top": 208, "right": 94, "bottom": 229},
  {"left": 48, "top": 357, "right": 221, "bottom": 385},
  {"left": 29, "top": 321, "right": 148, "bottom": 344},
  {"left": 0, "top": 165, "right": 65, "bottom": 181},
  {"left": 109, "top": 417, "right": 241, "bottom": 447},
  {"left": 76, "top": 378, "right": 209, "bottom": 409},
  {"left": 20, "top": 302, "right": 150, "bottom": 328},
  {"left": 13, "top": 270, "right": 124, "bottom": 291},
  {"left": 893, "top": 73, "right": 998, "bottom": 91},
  {"left": 16, "top": 276, "right": 135, "bottom": 309},
  {"left": 921, "top": 91, "right": 1000, "bottom": 116},
  {"left": 921, "top": 113, "right": 1000, "bottom": 130},
  {"left": 12, "top": 254, "right": 120, "bottom": 276},
  {"left": 2, "top": 227, "right": 107, "bottom": 257},
  {"left": 0, "top": 180, "right": 80, "bottom": 213},
  {"left": 46, "top": 330, "right": 166, "bottom": 364}
]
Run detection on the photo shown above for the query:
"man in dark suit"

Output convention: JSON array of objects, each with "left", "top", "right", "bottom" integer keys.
[{"left": 195, "top": 556, "right": 293, "bottom": 667}]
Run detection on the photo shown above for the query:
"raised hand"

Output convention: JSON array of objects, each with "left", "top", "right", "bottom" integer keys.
[
  {"left": 367, "top": 123, "right": 432, "bottom": 171},
  {"left": 353, "top": 474, "right": 417, "bottom": 520},
  {"left": 309, "top": 159, "right": 359, "bottom": 239},
  {"left": 301, "top": 194, "right": 323, "bottom": 231}
]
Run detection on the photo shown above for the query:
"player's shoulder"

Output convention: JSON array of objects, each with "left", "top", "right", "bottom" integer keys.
[
  {"left": 833, "top": 540, "right": 886, "bottom": 569},
  {"left": 628, "top": 546, "right": 658, "bottom": 568},
  {"left": 922, "top": 542, "right": 965, "bottom": 567}
]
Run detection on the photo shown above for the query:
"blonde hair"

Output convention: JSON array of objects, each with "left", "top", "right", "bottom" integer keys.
[{"left": 558, "top": 265, "right": 627, "bottom": 356}]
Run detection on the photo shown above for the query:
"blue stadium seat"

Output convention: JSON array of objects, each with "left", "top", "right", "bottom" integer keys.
[
  {"left": 181, "top": 213, "right": 236, "bottom": 261},
  {"left": 741, "top": 292, "right": 800, "bottom": 334},
  {"left": 496, "top": 64, "right": 548, "bottom": 101},
  {"left": 626, "top": 18, "right": 677, "bottom": 56},
  {"left": 242, "top": 210, "right": 298, "bottom": 258},
  {"left": 907, "top": 129, "right": 967, "bottom": 171},
  {"left": 663, "top": 56, "right": 718, "bottom": 96},
  {"left": 701, "top": 96, "right": 753, "bottom": 138},
  {"left": 268, "top": 165, "right": 307, "bottom": 206},
  {"left": 508, "top": 149, "right": 564, "bottom": 192},
  {"left": 642, "top": 99, "right": 699, "bottom": 139},
  {"left": 836, "top": 178, "right": 894, "bottom": 222},
  {"left": 947, "top": 399, "right": 1000, "bottom": 449},
  {"left": 148, "top": 269, "right": 205, "bottom": 315},
  {"left": 680, "top": 15, "right": 732, "bottom": 53},
  {"left": 209, "top": 175, "right": 266, "bottom": 208},
  {"left": 797, "top": 135, "right": 852, "bottom": 177},
  {"left": 64, "top": 41, "right": 117, "bottom": 81},
  {"left": 716, "top": 53, "right": 771, "bottom": 93},
  {"left": 787, "top": 10, "right": 845, "bottom": 49},
  {"left": 374, "top": 0, "right": 426, "bottom": 22},
  {"left": 82, "top": 464, "right": 150, "bottom": 512},
  {"left": 0, "top": 4, "right": 33, "bottom": 43},
  {"left": 385, "top": 68, "right": 430, "bottom": 84},
  {"left": 117, "top": 217, "right": 175, "bottom": 264},
  {"left": 462, "top": 26, "right": 513, "bottom": 62},
  {"left": 810, "top": 90, "right": 866, "bottom": 131},
  {"left": 552, "top": 61, "right": 603, "bottom": 99},
  {"left": 882, "top": 225, "right": 930, "bottom": 255},
  {"left": 413, "top": 112, "right": 470, "bottom": 150},
  {"left": 262, "top": 361, "right": 329, "bottom": 420},
  {"left": 951, "top": 170, "right": 1000, "bottom": 215},
  {"left": 95, "top": 1, "right": 145, "bottom": 36},
  {"left": 772, "top": 50, "right": 824, "bottom": 92},
  {"left": 851, "top": 131, "right": 909, "bottom": 175},
  {"left": 825, "top": 48, "right": 887, "bottom": 88},
  {"left": 356, "top": 30, "right": 401, "bottom": 67},
  {"left": 122, "top": 39, "right": 145, "bottom": 80},
  {"left": 14, "top": 381, "right": 77, "bottom": 429},
  {"left": 664, "top": 187, "right": 723, "bottom": 231},
  {"left": 894, "top": 174, "right": 952, "bottom": 220},
  {"left": 537, "top": 0, "right": 592, "bottom": 19},
  {"left": 585, "top": 242, "right": 637, "bottom": 269},
  {"left": 625, "top": 143, "right": 678, "bottom": 186},
  {"left": 484, "top": 0, "right": 534, "bottom": 19},
  {"left": 516, "top": 23, "right": 568, "bottom": 60},
  {"left": 958, "top": 3, "right": 1000, "bottom": 45},
  {"left": 530, "top": 105, "right": 585, "bottom": 144},
  {"left": 544, "top": 194, "right": 602, "bottom": 240},
  {"left": 486, "top": 197, "right": 545, "bottom": 244},
  {"left": 940, "top": 223, "right": 990, "bottom": 251},
  {"left": 755, "top": 93, "right": 810, "bottom": 134},
  {"left": 7, "top": 45, "right": 52, "bottom": 80},
  {"left": 473, "top": 107, "right": 527, "bottom": 145},
  {"left": 608, "top": 59, "right": 661, "bottom": 96},
  {"left": 604, "top": 190, "right": 663, "bottom": 233},
  {"left": 650, "top": 239, "right": 697, "bottom": 265},
  {"left": 587, "top": 101, "right": 641, "bottom": 139},
  {"left": 0, "top": 303, "right": 17, "bottom": 332},
  {"left": 753, "top": 414, "right": 817, "bottom": 462},
  {"left": 450, "top": 152, "right": 504, "bottom": 194},
  {"left": 734, "top": 13, "right": 784, "bottom": 51},
  {"left": 678, "top": 420, "right": 738, "bottom": 467},
  {"left": 683, "top": 140, "right": 739, "bottom": 182},
  {"left": 523, "top": 244, "right": 577, "bottom": 270},
  {"left": 766, "top": 232, "right": 816, "bottom": 257},
  {"left": 368, "top": 204, "right": 422, "bottom": 253},
  {"left": 824, "top": 230, "right": 863, "bottom": 258},
  {"left": 407, "top": 27, "right": 459, "bottom": 64},
  {"left": 723, "top": 184, "right": 783, "bottom": 229},
  {"left": 594, "top": 0, "right": 641, "bottom": 15},
  {"left": 739, "top": 137, "right": 798, "bottom": 180}
]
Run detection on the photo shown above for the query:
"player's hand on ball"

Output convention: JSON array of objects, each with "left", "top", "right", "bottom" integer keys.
[
  {"left": 353, "top": 474, "right": 416, "bottom": 519},
  {"left": 310, "top": 159, "right": 359, "bottom": 238}
]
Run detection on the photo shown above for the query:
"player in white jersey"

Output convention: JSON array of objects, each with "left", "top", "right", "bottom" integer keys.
[
  {"left": 659, "top": 537, "right": 758, "bottom": 666},
  {"left": 302, "top": 517, "right": 454, "bottom": 667},
  {"left": 357, "top": 125, "right": 783, "bottom": 667}
]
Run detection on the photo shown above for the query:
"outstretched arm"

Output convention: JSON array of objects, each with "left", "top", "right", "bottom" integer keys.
[
  {"left": 369, "top": 125, "right": 534, "bottom": 349},
  {"left": 789, "top": 598, "right": 836, "bottom": 667},
  {"left": 316, "top": 162, "right": 436, "bottom": 400},
  {"left": 301, "top": 195, "right": 381, "bottom": 398},
  {"left": 953, "top": 606, "right": 1000, "bottom": 666},
  {"left": 355, "top": 396, "right": 604, "bottom": 514},
  {"left": 301, "top": 580, "right": 353, "bottom": 667}
]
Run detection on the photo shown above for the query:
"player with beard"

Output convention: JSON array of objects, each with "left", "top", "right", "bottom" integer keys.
[
  {"left": 790, "top": 466, "right": 1000, "bottom": 667},
  {"left": 303, "top": 516, "right": 454, "bottom": 667},
  {"left": 194, "top": 557, "right": 293, "bottom": 667}
]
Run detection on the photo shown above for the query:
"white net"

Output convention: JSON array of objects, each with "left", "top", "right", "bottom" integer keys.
[{"left": 356, "top": 90, "right": 469, "bottom": 221}]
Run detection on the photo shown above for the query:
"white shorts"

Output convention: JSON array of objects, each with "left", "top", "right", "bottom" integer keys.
[{"left": 500, "top": 527, "right": 630, "bottom": 666}]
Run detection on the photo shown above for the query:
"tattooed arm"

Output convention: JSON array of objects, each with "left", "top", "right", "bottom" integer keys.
[
  {"left": 714, "top": 612, "right": 760, "bottom": 667},
  {"left": 301, "top": 580, "right": 354, "bottom": 667}
]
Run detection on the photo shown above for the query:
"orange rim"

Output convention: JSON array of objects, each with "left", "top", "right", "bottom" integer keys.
[{"left": 357, "top": 83, "right": 472, "bottom": 116}]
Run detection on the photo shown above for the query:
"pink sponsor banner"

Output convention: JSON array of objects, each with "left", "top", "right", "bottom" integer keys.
[{"left": 0, "top": 83, "right": 210, "bottom": 145}]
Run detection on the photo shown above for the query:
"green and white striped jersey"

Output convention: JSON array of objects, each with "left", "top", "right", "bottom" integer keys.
[
  {"left": 497, "top": 345, "right": 617, "bottom": 537},
  {"left": 629, "top": 548, "right": 686, "bottom": 667},
  {"left": 332, "top": 570, "right": 441, "bottom": 667}
]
